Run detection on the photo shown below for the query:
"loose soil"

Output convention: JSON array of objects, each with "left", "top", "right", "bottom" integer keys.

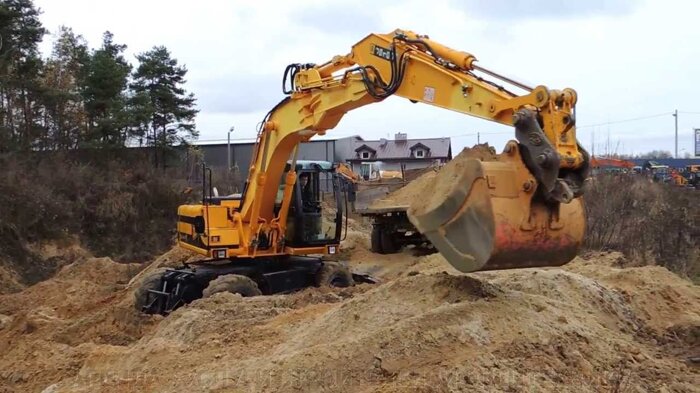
[
  {"left": 1, "top": 244, "right": 697, "bottom": 392},
  {"left": 0, "top": 145, "right": 697, "bottom": 392}
]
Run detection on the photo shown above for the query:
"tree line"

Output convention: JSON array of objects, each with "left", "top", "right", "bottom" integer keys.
[
  {"left": 0, "top": 0, "right": 197, "bottom": 157},
  {"left": 595, "top": 151, "right": 691, "bottom": 160}
]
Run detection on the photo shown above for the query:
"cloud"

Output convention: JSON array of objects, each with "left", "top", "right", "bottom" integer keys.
[
  {"left": 294, "top": 3, "right": 384, "bottom": 35},
  {"left": 31, "top": 0, "right": 700, "bottom": 157},
  {"left": 452, "top": 0, "right": 639, "bottom": 20},
  {"left": 193, "top": 73, "right": 286, "bottom": 115}
]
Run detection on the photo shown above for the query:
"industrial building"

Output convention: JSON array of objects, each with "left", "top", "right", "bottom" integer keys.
[{"left": 194, "top": 133, "right": 453, "bottom": 182}]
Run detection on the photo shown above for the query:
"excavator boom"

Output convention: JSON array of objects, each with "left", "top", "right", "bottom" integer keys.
[{"left": 235, "top": 29, "right": 589, "bottom": 272}]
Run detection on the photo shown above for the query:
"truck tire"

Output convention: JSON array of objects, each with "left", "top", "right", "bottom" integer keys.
[
  {"left": 315, "top": 262, "right": 354, "bottom": 287},
  {"left": 380, "top": 231, "right": 399, "bottom": 254},
  {"left": 133, "top": 268, "right": 168, "bottom": 312},
  {"left": 371, "top": 225, "right": 383, "bottom": 254},
  {"left": 202, "top": 274, "right": 262, "bottom": 298}
]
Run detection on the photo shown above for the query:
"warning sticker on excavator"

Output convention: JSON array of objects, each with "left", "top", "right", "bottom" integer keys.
[{"left": 423, "top": 86, "right": 435, "bottom": 102}]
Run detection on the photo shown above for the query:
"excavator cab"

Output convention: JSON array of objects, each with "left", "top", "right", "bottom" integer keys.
[{"left": 281, "top": 161, "right": 344, "bottom": 248}]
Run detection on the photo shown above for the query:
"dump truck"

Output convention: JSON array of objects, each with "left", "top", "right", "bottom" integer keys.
[
  {"left": 350, "top": 167, "right": 436, "bottom": 254},
  {"left": 351, "top": 145, "right": 498, "bottom": 254}
]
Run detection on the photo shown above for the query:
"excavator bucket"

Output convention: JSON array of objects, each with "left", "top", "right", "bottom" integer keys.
[{"left": 407, "top": 141, "right": 585, "bottom": 273}]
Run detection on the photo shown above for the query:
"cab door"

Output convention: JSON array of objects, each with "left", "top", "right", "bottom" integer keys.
[{"left": 286, "top": 170, "right": 343, "bottom": 247}]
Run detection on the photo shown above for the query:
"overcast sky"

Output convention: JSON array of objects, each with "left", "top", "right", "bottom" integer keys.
[{"left": 34, "top": 0, "right": 700, "bottom": 156}]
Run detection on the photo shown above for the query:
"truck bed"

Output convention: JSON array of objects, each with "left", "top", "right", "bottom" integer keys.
[
  {"left": 353, "top": 184, "right": 410, "bottom": 214},
  {"left": 358, "top": 204, "right": 409, "bottom": 215}
]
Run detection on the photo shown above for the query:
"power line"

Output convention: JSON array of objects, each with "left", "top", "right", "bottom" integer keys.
[
  {"left": 448, "top": 131, "right": 511, "bottom": 138},
  {"left": 196, "top": 137, "right": 257, "bottom": 142},
  {"left": 577, "top": 112, "right": 673, "bottom": 129},
  {"left": 196, "top": 109, "right": 696, "bottom": 143}
]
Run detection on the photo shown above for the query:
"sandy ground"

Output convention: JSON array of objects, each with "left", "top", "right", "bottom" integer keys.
[{"left": 0, "top": 221, "right": 698, "bottom": 393}]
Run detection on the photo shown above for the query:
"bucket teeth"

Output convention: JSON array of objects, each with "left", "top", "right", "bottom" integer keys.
[{"left": 407, "top": 141, "right": 585, "bottom": 273}]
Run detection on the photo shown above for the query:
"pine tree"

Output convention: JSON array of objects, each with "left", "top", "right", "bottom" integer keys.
[
  {"left": 131, "top": 45, "right": 198, "bottom": 166},
  {"left": 0, "top": 0, "right": 47, "bottom": 151},
  {"left": 80, "top": 31, "right": 131, "bottom": 147},
  {"left": 41, "top": 26, "right": 89, "bottom": 149}
]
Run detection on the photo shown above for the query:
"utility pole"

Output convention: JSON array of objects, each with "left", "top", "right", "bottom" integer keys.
[
  {"left": 477, "top": 132, "right": 480, "bottom": 144},
  {"left": 673, "top": 110, "right": 678, "bottom": 158},
  {"left": 227, "top": 126, "right": 234, "bottom": 170}
]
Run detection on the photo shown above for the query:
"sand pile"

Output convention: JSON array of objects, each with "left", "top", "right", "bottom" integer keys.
[
  {"left": 0, "top": 263, "right": 23, "bottom": 295},
  {"left": 0, "top": 253, "right": 164, "bottom": 393},
  {"left": 0, "top": 242, "right": 90, "bottom": 295},
  {"left": 1, "top": 242, "right": 697, "bottom": 392},
  {"left": 369, "top": 144, "right": 497, "bottom": 210}
]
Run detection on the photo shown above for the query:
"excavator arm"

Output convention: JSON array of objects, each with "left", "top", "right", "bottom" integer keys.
[{"left": 208, "top": 29, "right": 589, "bottom": 272}]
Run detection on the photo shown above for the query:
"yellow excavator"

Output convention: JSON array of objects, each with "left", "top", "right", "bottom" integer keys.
[{"left": 136, "top": 29, "right": 589, "bottom": 314}]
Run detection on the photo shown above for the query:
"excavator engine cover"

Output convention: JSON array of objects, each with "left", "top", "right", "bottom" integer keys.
[{"left": 407, "top": 141, "right": 585, "bottom": 273}]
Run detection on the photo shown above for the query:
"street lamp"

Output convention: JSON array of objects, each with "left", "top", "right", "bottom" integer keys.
[
  {"left": 227, "top": 126, "right": 235, "bottom": 170},
  {"left": 673, "top": 110, "right": 678, "bottom": 158}
]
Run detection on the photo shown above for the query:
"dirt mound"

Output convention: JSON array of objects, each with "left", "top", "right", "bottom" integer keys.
[
  {"left": 0, "top": 264, "right": 24, "bottom": 294},
  {"left": 0, "top": 241, "right": 90, "bottom": 295},
  {"left": 126, "top": 246, "right": 202, "bottom": 290},
  {"left": 566, "top": 253, "right": 700, "bottom": 349},
  {"left": 369, "top": 144, "right": 497, "bottom": 210},
  {"left": 0, "top": 254, "right": 160, "bottom": 392},
  {"left": 0, "top": 245, "right": 696, "bottom": 392}
]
